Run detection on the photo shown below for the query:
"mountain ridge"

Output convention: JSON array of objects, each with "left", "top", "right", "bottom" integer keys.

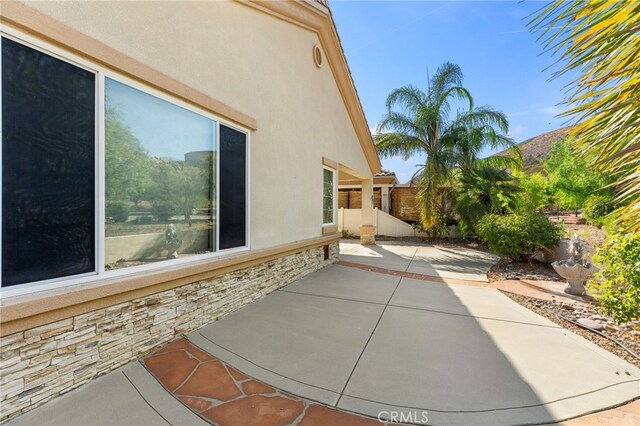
[{"left": 497, "top": 126, "right": 572, "bottom": 173}]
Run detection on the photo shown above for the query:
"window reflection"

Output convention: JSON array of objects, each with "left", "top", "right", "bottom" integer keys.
[
  {"left": 105, "top": 78, "right": 216, "bottom": 269},
  {"left": 323, "top": 169, "right": 334, "bottom": 224}
]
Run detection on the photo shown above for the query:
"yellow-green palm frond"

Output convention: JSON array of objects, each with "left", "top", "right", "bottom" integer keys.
[{"left": 530, "top": 1, "right": 640, "bottom": 233}]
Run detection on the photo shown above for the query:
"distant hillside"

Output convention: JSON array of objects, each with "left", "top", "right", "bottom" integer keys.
[{"left": 497, "top": 127, "right": 572, "bottom": 173}]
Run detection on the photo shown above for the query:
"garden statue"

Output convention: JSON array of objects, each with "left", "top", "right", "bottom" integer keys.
[
  {"left": 551, "top": 234, "right": 598, "bottom": 296},
  {"left": 165, "top": 224, "right": 181, "bottom": 259}
]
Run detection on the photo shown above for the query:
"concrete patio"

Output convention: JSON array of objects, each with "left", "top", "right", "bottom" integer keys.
[
  {"left": 339, "top": 240, "right": 500, "bottom": 282},
  {"left": 6, "top": 242, "right": 639, "bottom": 426}
]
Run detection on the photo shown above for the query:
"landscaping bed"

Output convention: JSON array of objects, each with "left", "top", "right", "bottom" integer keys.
[
  {"left": 548, "top": 214, "right": 608, "bottom": 247},
  {"left": 488, "top": 258, "right": 561, "bottom": 282}
]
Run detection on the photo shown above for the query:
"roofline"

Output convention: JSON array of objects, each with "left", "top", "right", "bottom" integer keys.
[{"left": 241, "top": 0, "right": 382, "bottom": 175}]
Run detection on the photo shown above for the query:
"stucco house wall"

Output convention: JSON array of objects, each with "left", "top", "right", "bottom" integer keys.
[
  {"left": 24, "top": 0, "right": 373, "bottom": 248},
  {"left": 0, "top": 1, "right": 380, "bottom": 420}
]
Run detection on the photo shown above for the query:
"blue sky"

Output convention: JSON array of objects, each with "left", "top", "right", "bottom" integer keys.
[
  {"left": 330, "top": 1, "right": 572, "bottom": 183},
  {"left": 106, "top": 78, "right": 216, "bottom": 161}
]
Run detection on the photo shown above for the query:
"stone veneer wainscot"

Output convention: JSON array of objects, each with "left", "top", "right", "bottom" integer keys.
[{"left": 0, "top": 242, "right": 339, "bottom": 422}]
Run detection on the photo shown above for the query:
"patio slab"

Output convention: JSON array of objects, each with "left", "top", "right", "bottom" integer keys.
[
  {"left": 189, "top": 290, "right": 385, "bottom": 405},
  {"left": 283, "top": 264, "right": 399, "bottom": 304},
  {"left": 340, "top": 244, "right": 415, "bottom": 268},
  {"left": 340, "top": 241, "right": 499, "bottom": 282},
  {"left": 186, "top": 262, "right": 639, "bottom": 425},
  {"left": 6, "top": 361, "right": 206, "bottom": 426},
  {"left": 339, "top": 304, "right": 639, "bottom": 425},
  {"left": 390, "top": 277, "right": 554, "bottom": 325}
]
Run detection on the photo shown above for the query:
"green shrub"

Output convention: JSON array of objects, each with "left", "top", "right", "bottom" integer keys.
[
  {"left": 412, "top": 215, "right": 447, "bottom": 239},
  {"left": 106, "top": 202, "right": 129, "bottom": 223},
  {"left": 341, "top": 229, "right": 354, "bottom": 239},
  {"left": 454, "top": 194, "right": 489, "bottom": 237},
  {"left": 590, "top": 233, "right": 640, "bottom": 324},
  {"left": 151, "top": 202, "right": 176, "bottom": 222},
  {"left": 582, "top": 195, "right": 615, "bottom": 225},
  {"left": 136, "top": 215, "right": 154, "bottom": 224},
  {"left": 476, "top": 213, "right": 564, "bottom": 262}
]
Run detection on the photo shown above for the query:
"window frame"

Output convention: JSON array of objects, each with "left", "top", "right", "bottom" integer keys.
[
  {"left": 0, "top": 27, "right": 251, "bottom": 298},
  {"left": 322, "top": 166, "right": 337, "bottom": 227}
]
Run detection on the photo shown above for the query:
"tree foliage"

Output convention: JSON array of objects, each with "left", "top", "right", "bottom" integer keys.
[
  {"left": 513, "top": 170, "right": 552, "bottom": 213},
  {"left": 105, "top": 109, "right": 151, "bottom": 204},
  {"left": 530, "top": 1, "right": 640, "bottom": 232},
  {"left": 582, "top": 195, "right": 616, "bottom": 226},
  {"left": 544, "top": 141, "right": 610, "bottom": 213},
  {"left": 148, "top": 161, "right": 211, "bottom": 225},
  {"left": 455, "top": 166, "right": 522, "bottom": 236}
]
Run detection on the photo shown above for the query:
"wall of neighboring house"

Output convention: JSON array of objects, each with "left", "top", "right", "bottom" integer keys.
[
  {"left": 390, "top": 187, "right": 420, "bottom": 222},
  {"left": 339, "top": 186, "right": 420, "bottom": 223},
  {"left": 338, "top": 188, "right": 382, "bottom": 210},
  {"left": 0, "top": 1, "right": 376, "bottom": 420}
]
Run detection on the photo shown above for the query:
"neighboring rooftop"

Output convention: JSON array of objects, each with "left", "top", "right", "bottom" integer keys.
[{"left": 374, "top": 169, "right": 396, "bottom": 177}]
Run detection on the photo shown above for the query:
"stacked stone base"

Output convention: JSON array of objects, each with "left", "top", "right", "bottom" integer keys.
[
  {"left": 0, "top": 242, "right": 339, "bottom": 422},
  {"left": 359, "top": 225, "right": 376, "bottom": 245}
]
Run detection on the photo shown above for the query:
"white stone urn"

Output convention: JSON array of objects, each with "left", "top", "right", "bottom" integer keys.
[
  {"left": 164, "top": 224, "right": 181, "bottom": 259},
  {"left": 551, "top": 234, "right": 598, "bottom": 296},
  {"left": 551, "top": 260, "right": 599, "bottom": 295}
]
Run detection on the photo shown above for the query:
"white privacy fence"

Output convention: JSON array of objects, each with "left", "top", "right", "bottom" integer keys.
[{"left": 338, "top": 208, "right": 425, "bottom": 237}]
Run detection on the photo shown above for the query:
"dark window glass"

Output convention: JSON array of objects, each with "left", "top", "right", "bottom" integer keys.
[
  {"left": 219, "top": 124, "right": 246, "bottom": 249},
  {"left": 2, "top": 38, "right": 96, "bottom": 286}
]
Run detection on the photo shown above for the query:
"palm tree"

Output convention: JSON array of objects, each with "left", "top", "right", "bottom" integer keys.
[
  {"left": 530, "top": 1, "right": 640, "bottom": 232},
  {"left": 455, "top": 165, "right": 522, "bottom": 236},
  {"left": 459, "top": 166, "right": 522, "bottom": 214},
  {"left": 444, "top": 111, "right": 522, "bottom": 176},
  {"left": 376, "top": 62, "right": 518, "bottom": 231}
]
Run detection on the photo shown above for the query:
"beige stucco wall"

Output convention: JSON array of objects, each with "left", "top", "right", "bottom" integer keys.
[{"left": 22, "top": 0, "right": 373, "bottom": 249}]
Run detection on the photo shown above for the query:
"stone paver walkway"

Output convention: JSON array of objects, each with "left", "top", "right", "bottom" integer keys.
[{"left": 143, "top": 338, "right": 388, "bottom": 426}]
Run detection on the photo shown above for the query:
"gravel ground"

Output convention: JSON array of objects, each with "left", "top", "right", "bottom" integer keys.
[
  {"left": 502, "top": 291, "right": 640, "bottom": 369},
  {"left": 488, "top": 258, "right": 562, "bottom": 282},
  {"left": 564, "top": 223, "right": 608, "bottom": 247},
  {"left": 547, "top": 213, "right": 608, "bottom": 247}
]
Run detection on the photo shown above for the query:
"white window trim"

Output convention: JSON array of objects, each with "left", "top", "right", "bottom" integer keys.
[
  {"left": 322, "top": 166, "right": 337, "bottom": 227},
  {"left": 0, "top": 26, "right": 251, "bottom": 298}
]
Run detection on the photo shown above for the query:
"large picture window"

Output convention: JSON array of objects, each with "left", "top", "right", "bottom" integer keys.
[{"left": 0, "top": 35, "right": 249, "bottom": 291}]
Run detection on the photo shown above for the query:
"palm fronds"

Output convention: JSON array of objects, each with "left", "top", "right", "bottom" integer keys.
[
  {"left": 376, "top": 62, "right": 517, "bottom": 232},
  {"left": 530, "top": 1, "right": 640, "bottom": 232}
]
